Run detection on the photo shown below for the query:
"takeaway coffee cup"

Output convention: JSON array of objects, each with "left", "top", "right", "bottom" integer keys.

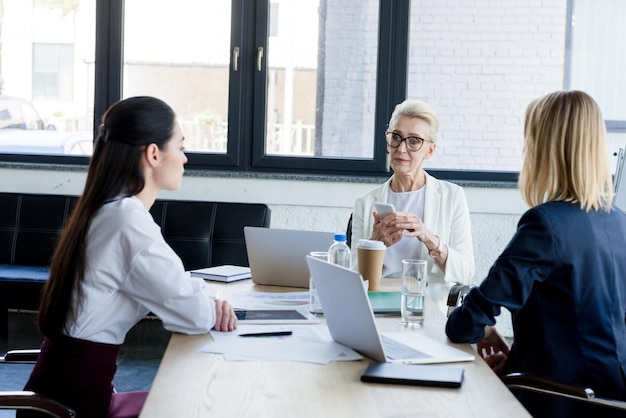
[{"left": 356, "top": 239, "right": 386, "bottom": 291}]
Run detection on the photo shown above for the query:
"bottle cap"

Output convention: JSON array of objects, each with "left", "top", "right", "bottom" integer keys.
[{"left": 334, "top": 233, "right": 347, "bottom": 241}]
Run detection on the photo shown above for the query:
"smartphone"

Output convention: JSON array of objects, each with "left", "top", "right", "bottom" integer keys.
[{"left": 373, "top": 202, "right": 396, "bottom": 219}]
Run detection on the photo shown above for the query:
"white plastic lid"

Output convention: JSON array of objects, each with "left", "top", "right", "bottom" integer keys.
[{"left": 356, "top": 239, "right": 386, "bottom": 249}]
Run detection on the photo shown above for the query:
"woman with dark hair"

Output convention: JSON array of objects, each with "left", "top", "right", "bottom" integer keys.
[
  {"left": 21, "top": 96, "right": 238, "bottom": 418},
  {"left": 446, "top": 90, "right": 626, "bottom": 417}
]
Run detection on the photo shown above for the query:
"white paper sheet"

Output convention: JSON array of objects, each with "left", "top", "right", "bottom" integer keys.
[{"left": 199, "top": 324, "right": 362, "bottom": 364}]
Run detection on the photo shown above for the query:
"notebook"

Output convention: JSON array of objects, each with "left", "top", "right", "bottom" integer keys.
[
  {"left": 244, "top": 226, "right": 335, "bottom": 288},
  {"left": 306, "top": 255, "right": 475, "bottom": 364},
  {"left": 368, "top": 291, "right": 402, "bottom": 315},
  {"left": 190, "top": 265, "right": 251, "bottom": 282}
]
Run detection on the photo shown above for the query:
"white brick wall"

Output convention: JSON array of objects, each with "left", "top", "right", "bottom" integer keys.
[
  {"left": 408, "top": 0, "right": 567, "bottom": 171},
  {"left": 318, "top": 0, "right": 569, "bottom": 168}
]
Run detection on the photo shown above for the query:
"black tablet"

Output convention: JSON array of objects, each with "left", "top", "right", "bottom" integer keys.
[
  {"left": 360, "top": 362, "right": 464, "bottom": 388},
  {"left": 234, "top": 309, "right": 307, "bottom": 321}
]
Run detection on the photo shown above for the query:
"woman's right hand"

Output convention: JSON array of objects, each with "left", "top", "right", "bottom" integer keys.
[
  {"left": 477, "top": 326, "right": 510, "bottom": 374},
  {"left": 370, "top": 212, "right": 404, "bottom": 247},
  {"left": 213, "top": 299, "right": 238, "bottom": 331}
]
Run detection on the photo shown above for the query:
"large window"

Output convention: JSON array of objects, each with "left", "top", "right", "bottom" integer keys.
[
  {"left": 0, "top": 0, "right": 95, "bottom": 157},
  {"left": 1, "top": 0, "right": 624, "bottom": 183},
  {"left": 566, "top": 0, "right": 626, "bottom": 173},
  {"left": 121, "top": 0, "right": 385, "bottom": 175},
  {"left": 123, "top": 0, "right": 231, "bottom": 154}
]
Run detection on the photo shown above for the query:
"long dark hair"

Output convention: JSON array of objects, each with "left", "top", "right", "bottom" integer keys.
[{"left": 38, "top": 96, "right": 176, "bottom": 336}]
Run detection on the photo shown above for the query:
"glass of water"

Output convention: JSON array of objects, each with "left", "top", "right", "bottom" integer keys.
[
  {"left": 401, "top": 259, "right": 428, "bottom": 327},
  {"left": 309, "top": 251, "right": 329, "bottom": 315}
]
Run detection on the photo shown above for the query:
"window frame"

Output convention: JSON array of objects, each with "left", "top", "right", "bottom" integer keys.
[{"left": 0, "top": 0, "right": 534, "bottom": 184}]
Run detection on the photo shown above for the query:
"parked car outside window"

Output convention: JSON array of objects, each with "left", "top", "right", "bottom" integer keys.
[{"left": 0, "top": 95, "right": 93, "bottom": 155}]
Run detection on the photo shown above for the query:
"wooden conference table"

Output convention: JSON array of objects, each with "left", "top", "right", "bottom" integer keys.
[{"left": 139, "top": 279, "right": 530, "bottom": 417}]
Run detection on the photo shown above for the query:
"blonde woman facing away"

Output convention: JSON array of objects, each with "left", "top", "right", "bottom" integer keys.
[{"left": 446, "top": 91, "right": 626, "bottom": 418}]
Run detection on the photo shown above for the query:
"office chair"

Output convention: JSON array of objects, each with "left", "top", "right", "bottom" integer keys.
[
  {"left": 501, "top": 372, "right": 626, "bottom": 413},
  {"left": 0, "top": 348, "right": 40, "bottom": 363},
  {"left": 446, "top": 283, "right": 471, "bottom": 316},
  {"left": 445, "top": 283, "right": 626, "bottom": 413},
  {"left": 0, "top": 391, "right": 75, "bottom": 417},
  {"left": 0, "top": 351, "right": 139, "bottom": 417},
  {"left": 443, "top": 277, "right": 626, "bottom": 413},
  {"left": 346, "top": 213, "right": 353, "bottom": 248},
  {"left": 0, "top": 348, "right": 75, "bottom": 417}
]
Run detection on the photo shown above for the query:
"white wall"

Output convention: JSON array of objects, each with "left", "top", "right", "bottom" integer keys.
[
  {"left": 407, "top": 0, "right": 567, "bottom": 172},
  {"left": 0, "top": 166, "right": 525, "bottom": 336}
]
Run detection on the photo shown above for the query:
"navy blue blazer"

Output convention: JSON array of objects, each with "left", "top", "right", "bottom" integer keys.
[{"left": 446, "top": 200, "right": 626, "bottom": 404}]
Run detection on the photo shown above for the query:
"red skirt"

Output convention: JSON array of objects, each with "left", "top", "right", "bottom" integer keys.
[{"left": 21, "top": 335, "right": 147, "bottom": 418}]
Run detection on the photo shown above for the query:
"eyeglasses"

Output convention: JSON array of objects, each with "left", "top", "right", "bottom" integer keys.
[{"left": 385, "top": 132, "right": 432, "bottom": 152}]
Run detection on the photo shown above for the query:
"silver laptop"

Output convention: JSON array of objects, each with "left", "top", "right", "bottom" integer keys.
[
  {"left": 244, "top": 226, "right": 335, "bottom": 288},
  {"left": 306, "top": 255, "right": 475, "bottom": 364}
]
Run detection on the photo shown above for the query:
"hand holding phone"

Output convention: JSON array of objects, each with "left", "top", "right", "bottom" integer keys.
[{"left": 373, "top": 202, "right": 396, "bottom": 219}]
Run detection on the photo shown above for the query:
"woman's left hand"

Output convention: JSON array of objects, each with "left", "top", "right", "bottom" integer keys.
[
  {"left": 481, "top": 349, "right": 508, "bottom": 374},
  {"left": 477, "top": 326, "right": 510, "bottom": 375},
  {"left": 393, "top": 212, "right": 430, "bottom": 242},
  {"left": 394, "top": 212, "right": 448, "bottom": 268},
  {"left": 212, "top": 299, "right": 238, "bottom": 331}
]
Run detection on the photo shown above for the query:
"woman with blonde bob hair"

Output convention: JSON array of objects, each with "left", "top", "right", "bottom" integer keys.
[
  {"left": 446, "top": 91, "right": 626, "bottom": 418},
  {"left": 520, "top": 90, "right": 613, "bottom": 212},
  {"left": 351, "top": 99, "right": 474, "bottom": 314}
]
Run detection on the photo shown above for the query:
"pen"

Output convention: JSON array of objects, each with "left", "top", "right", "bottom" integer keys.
[{"left": 238, "top": 331, "right": 293, "bottom": 338}]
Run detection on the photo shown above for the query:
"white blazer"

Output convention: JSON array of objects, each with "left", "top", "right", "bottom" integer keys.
[{"left": 351, "top": 172, "right": 475, "bottom": 312}]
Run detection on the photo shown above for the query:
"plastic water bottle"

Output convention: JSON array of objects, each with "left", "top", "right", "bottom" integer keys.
[{"left": 328, "top": 233, "right": 351, "bottom": 268}]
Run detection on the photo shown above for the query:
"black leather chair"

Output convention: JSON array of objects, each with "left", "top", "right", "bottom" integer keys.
[
  {"left": 0, "top": 349, "right": 40, "bottom": 363},
  {"left": 0, "top": 193, "right": 78, "bottom": 338},
  {"left": 149, "top": 199, "right": 271, "bottom": 270},
  {"left": 0, "top": 193, "right": 271, "bottom": 339},
  {"left": 0, "top": 391, "right": 75, "bottom": 417},
  {"left": 446, "top": 284, "right": 471, "bottom": 316},
  {"left": 501, "top": 372, "right": 626, "bottom": 414},
  {"left": 345, "top": 213, "right": 353, "bottom": 248},
  {"left": 1, "top": 337, "right": 70, "bottom": 415}
]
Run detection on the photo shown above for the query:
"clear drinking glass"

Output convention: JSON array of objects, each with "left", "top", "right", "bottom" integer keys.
[
  {"left": 309, "top": 251, "right": 329, "bottom": 315},
  {"left": 401, "top": 259, "right": 428, "bottom": 327}
]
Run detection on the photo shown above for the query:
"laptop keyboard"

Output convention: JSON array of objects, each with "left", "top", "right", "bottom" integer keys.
[{"left": 381, "top": 334, "right": 431, "bottom": 360}]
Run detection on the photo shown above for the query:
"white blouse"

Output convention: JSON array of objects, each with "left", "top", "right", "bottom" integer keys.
[
  {"left": 66, "top": 196, "right": 217, "bottom": 344},
  {"left": 384, "top": 186, "right": 426, "bottom": 278}
]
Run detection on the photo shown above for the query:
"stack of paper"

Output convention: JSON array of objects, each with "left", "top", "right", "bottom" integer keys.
[
  {"left": 201, "top": 324, "right": 362, "bottom": 364},
  {"left": 190, "top": 265, "right": 251, "bottom": 282}
]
